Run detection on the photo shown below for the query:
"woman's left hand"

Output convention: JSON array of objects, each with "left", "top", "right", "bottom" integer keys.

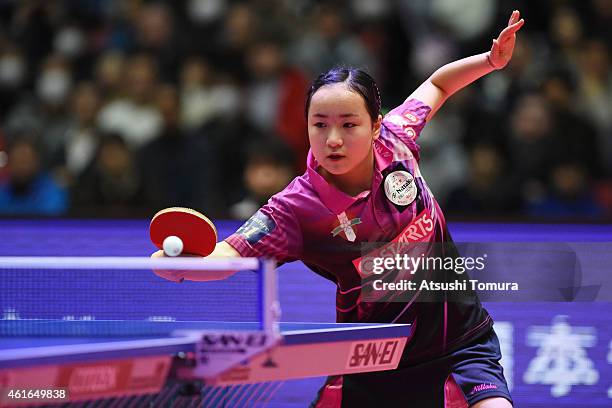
[{"left": 489, "top": 10, "right": 525, "bottom": 69}]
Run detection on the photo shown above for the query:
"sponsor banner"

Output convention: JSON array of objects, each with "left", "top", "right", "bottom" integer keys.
[
  {"left": 486, "top": 302, "right": 612, "bottom": 407},
  {"left": 0, "top": 356, "right": 170, "bottom": 402}
]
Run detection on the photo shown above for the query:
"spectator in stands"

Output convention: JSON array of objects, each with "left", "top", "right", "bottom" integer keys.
[
  {"left": 96, "top": 54, "right": 162, "bottom": 149},
  {"left": 0, "top": 135, "right": 67, "bottom": 215},
  {"left": 576, "top": 39, "right": 612, "bottom": 175},
  {"left": 3, "top": 54, "right": 73, "bottom": 164},
  {"left": 446, "top": 143, "right": 520, "bottom": 216},
  {"left": 229, "top": 138, "right": 295, "bottom": 219},
  {"left": 541, "top": 67, "right": 602, "bottom": 179},
  {"left": 589, "top": 0, "right": 612, "bottom": 41},
  {"left": 139, "top": 84, "right": 217, "bottom": 215},
  {"left": 506, "top": 93, "right": 556, "bottom": 206},
  {"left": 179, "top": 56, "right": 221, "bottom": 131},
  {"left": 0, "top": 45, "right": 27, "bottom": 118},
  {"left": 0, "top": 1, "right": 609, "bottom": 221},
  {"left": 528, "top": 160, "right": 603, "bottom": 218},
  {"left": 132, "top": 2, "right": 185, "bottom": 83},
  {"left": 52, "top": 81, "right": 101, "bottom": 187},
  {"left": 6, "top": 1, "right": 57, "bottom": 71},
  {"left": 211, "top": 2, "right": 260, "bottom": 81},
  {"left": 549, "top": 5, "right": 585, "bottom": 71},
  {"left": 93, "top": 51, "right": 125, "bottom": 102},
  {"left": 245, "top": 37, "right": 309, "bottom": 171},
  {"left": 288, "top": 3, "right": 370, "bottom": 76},
  {"left": 71, "top": 133, "right": 143, "bottom": 216}
]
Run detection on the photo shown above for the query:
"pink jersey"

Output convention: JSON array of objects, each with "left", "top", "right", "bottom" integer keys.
[{"left": 226, "top": 99, "right": 491, "bottom": 364}]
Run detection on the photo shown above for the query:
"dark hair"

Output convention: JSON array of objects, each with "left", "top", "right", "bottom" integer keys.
[
  {"left": 305, "top": 67, "right": 381, "bottom": 122},
  {"left": 542, "top": 65, "right": 578, "bottom": 93},
  {"left": 246, "top": 137, "right": 294, "bottom": 168},
  {"left": 7, "top": 132, "right": 41, "bottom": 156}
]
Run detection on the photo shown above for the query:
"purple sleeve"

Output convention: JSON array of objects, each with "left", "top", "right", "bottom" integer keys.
[
  {"left": 382, "top": 98, "right": 431, "bottom": 143},
  {"left": 225, "top": 194, "right": 302, "bottom": 263}
]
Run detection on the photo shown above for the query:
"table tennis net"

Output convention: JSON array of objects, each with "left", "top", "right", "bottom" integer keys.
[{"left": 0, "top": 257, "right": 274, "bottom": 335}]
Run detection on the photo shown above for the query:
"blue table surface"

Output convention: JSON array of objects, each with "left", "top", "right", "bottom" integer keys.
[{"left": 0, "top": 320, "right": 411, "bottom": 351}]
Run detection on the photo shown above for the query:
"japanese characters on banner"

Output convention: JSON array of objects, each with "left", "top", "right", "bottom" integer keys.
[{"left": 485, "top": 302, "right": 611, "bottom": 407}]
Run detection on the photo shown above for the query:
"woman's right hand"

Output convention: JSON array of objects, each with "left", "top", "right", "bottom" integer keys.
[
  {"left": 150, "top": 242, "right": 240, "bottom": 282},
  {"left": 150, "top": 250, "right": 188, "bottom": 282}
]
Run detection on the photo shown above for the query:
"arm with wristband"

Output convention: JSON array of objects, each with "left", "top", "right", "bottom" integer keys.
[{"left": 409, "top": 10, "right": 525, "bottom": 121}]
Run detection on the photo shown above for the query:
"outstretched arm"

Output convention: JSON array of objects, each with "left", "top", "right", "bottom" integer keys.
[{"left": 409, "top": 10, "right": 525, "bottom": 121}]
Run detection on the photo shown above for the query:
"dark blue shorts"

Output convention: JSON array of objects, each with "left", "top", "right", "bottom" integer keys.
[{"left": 312, "top": 327, "right": 512, "bottom": 408}]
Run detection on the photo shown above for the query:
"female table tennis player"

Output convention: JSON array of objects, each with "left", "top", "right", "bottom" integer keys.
[{"left": 154, "top": 10, "right": 524, "bottom": 408}]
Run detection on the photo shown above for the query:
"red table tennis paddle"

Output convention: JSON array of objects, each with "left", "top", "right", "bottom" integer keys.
[{"left": 150, "top": 207, "right": 217, "bottom": 257}]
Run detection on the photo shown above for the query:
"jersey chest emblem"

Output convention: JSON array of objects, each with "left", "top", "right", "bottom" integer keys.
[
  {"left": 331, "top": 211, "right": 361, "bottom": 242},
  {"left": 384, "top": 170, "right": 417, "bottom": 206}
]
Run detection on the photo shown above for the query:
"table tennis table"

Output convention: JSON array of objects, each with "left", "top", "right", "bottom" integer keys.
[{"left": 0, "top": 319, "right": 411, "bottom": 407}]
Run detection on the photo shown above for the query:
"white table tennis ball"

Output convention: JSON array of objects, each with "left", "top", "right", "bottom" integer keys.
[{"left": 163, "top": 235, "right": 183, "bottom": 257}]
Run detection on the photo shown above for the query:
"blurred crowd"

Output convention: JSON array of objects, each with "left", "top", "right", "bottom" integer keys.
[{"left": 0, "top": 0, "right": 610, "bottom": 221}]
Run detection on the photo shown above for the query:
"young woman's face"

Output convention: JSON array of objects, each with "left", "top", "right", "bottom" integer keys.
[{"left": 307, "top": 83, "right": 380, "bottom": 177}]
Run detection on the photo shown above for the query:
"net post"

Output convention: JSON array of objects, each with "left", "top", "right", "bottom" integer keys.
[{"left": 260, "top": 258, "right": 280, "bottom": 338}]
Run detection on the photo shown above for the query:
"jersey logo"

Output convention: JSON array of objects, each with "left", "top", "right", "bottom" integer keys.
[
  {"left": 385, "top": 114, "right": 408, "bottom": 128},
  {"left": 346, "top": 339, "right": 403, "bottom": 370},
  {"left": 403, "top": 111, "right": 419, "bottom": 124},
  {"left": 237, "top": 211, "right": 276, "bottom": 244},
  {"left": 352, "top": 208, "right": 434, "bottom": 278},
  {"left": 402, "top": 126, "right": 417, "bottom": 139},
  {"left": 384, "top": 170, "right": 417, "bottom": 206},
  {"left": 384, "top": 114, "right": 418, "bottom": 139},
  {"left": 331, "top": 212, "right": 361, "bottom": 242}
]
